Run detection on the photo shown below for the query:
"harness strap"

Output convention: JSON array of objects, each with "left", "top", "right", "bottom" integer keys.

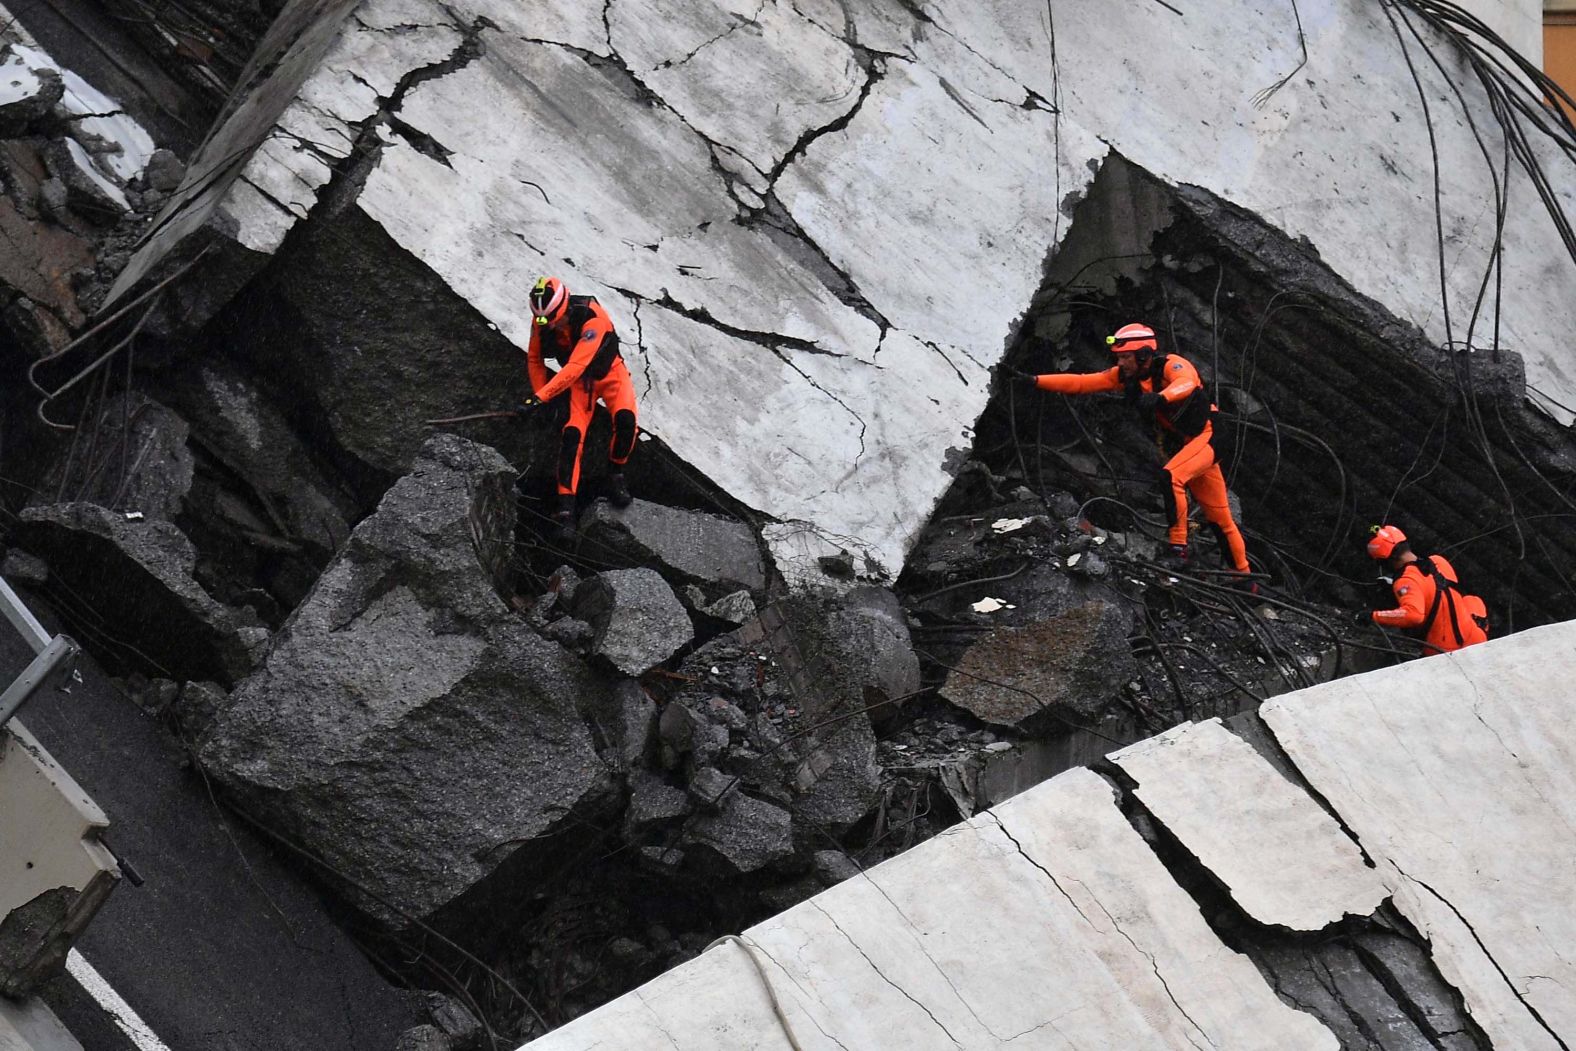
[{"left": 1417, "top": 557, "right": 1467, "bottom": 650}]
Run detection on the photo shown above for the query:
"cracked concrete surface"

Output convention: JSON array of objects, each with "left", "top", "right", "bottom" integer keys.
[
  {"left": 1262, "top": 624, "right": 1576, "bottom": 1050},
  {"left": 1111, "top": 718, "right": 1388, "bottom": 932},
  {"left": 520, "top": 614, "right": 1574, "bottom": 1050},
  {"left": 523, "top": 765, "right": 1335, "bottom": 1050},
  {"left": 108, "top": 0, "right": 1576, "bottom": 577}
]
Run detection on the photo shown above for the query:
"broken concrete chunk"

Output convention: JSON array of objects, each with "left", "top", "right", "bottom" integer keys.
[
  {"left": 12, "top": 503, "right": 262, "bottom": 684},
  {"left": 1112, "top": 719, "right": 1387, "bottom": 931},
  {"left": 658, "top": 702, "right": 701, "bottom": 753},
  {"left": 625, "top": 773, "right": 691, "bottom": 835},
  {"left": 173, "top": 363, "right": 357, "bottom": 559},
  {"left": 579, "top": 498, "right": 765, "bottom": 591},
  {"left": 0, "top": 55, "right": 63, "bottom": 135},
  {"left": 701, "top": 589, "right": 756, "bottom": 625},
  {"left": 940, "top": 599, "right": 1137, "bottom": 733},
  {"left": 47, "top": 139, "right": 128, "bottom": 224},
  {"left": 0, "top": 550, "right": 48, "bottom": 587},
  {"left": 581, "top": 568, "right": 693, "bottom": 676},
  {"left": 142, "top": 148, "right": 185, "bottom": 193},
  {"left": 590, "top": 680, "right": 656, "bottom": 773},
  {"left": 394, "top": 1025, "right": 451, "bottom": 1051},
  {"left": 683, "top": 792, "right": 793, "bottom": 874},
  {"left": 199, "top": 436, "right": 615, "bottom": 927},
  {"left": 813, "top": 849, "right": 861, "bottom": 887},
  {"left": 542, "top": 617, "right": 593, "bottom": 649},
  {"left": 32, "top": 393, "right": 194, "bottom": 522},
  {"left": 687, "top": 766, "right": 736, "bottom": 810},
  {"left": 172, "top": 681, "right": 228, "bottom": 739}
]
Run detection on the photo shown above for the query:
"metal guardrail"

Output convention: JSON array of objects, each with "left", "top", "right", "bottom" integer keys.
[{"left": 0, "top": 574, "right": 80, "bottom": 728}]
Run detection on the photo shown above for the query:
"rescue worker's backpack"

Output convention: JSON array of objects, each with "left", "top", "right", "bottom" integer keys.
[{"left": 1415, "top": 555, "right": 1490, "bottom": 650}]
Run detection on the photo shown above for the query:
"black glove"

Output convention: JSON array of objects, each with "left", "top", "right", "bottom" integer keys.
[
  {"left": 515, "top": 397, "right": 542, "bottom": 417},
  {"left": 1135, "top": 391, "right": 1162, "bottom": 412},
  {"left": 1352, "top": 608, "right": 1372, "bottom": 628},
  {"left": 1003, "top": 366, "right": 1038, "bottom": 390}
]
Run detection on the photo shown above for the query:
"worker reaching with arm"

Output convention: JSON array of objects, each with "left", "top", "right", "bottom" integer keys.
[
  {"left": 1359, "top": 525, "right": 1489, "bottom": 656},
  {"left": 521, "top": 276, "right": 638, "bottom": 540},
  {"left": 1012, "top": 322, "right": 1253, "bottom": 581}
]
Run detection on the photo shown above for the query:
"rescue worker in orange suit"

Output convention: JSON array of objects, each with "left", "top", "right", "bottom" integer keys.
[
  {"left": 520, "top": 276, "right": 638, "bottom": 536},
  {"left": 1360, "top": 524, "right": 1488, "bottom": 656},
  {"left": 1012, "top": 322, "right": 1252, "bottom": 578}
]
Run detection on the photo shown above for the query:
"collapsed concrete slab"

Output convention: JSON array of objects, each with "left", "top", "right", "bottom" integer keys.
[
  {"left": 199, "top": 435, "right": 617, "bottom": 928},
  {"left": 1261, "top": 625, "right": 1576, "bottom": 1050},
  {"left": 1111, "top": 718, "right": 1388, "bottom": 931},
  {"left": 103, "top": 0, "right": 1576, "bottom": 582},
  {"left": 12, "top": 503, "right": 266, "bottom": 684},
  {"left": 580, "top": 499, "right": 765, "bottom": 592},
  {"left": 523, "top": 767, "right": 1335, "bottom": 1049}
]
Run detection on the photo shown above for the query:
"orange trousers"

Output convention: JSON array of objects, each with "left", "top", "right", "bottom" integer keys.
[
  {"left": 1162, "top": 426, "right": 1249, "bottom": 573},
  {"left": 557, "top": 358, "right": 638, "bottom": 496}
]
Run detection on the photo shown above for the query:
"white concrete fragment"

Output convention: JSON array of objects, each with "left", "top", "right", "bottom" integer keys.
[
  {"left": 522, "top": 767, "right": 1335, "bottom": 1049},
  {"left": 1111, "top": 719, "right": 1388, "bottom": 931},
  {"left": 0, "top": 48, "right": 47, "bottom": 107},
  {"left": 1262, "top": 623, "right": 1576, "bottom": 1050},
  {"left": 7, "top": 43, "right": 154, "bottom": 183},
  {"left": 63, "top": 139, "right": 130, "bottom": 212}
]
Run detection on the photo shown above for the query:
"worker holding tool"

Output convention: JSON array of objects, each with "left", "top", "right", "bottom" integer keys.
[
  {"left": 521, "top": 276, "right": 639, "bottom": 537},
  {"left": 1010, "top": 322, "right": 1253, "bottom": 580},
  {"left": 1359, "top": 525, "right": 1488, "bottom": 656}
]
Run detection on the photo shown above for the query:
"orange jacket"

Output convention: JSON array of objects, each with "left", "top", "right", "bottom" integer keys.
[
  {"left": 1371, "top": 554, "right": 1488, "bottom": 655},
  {"left": 527, "top": 296, "right": 619, "bottom": 402},
  {"left": 1033, "top": 354, "right": 1211, "bottom": 436}
]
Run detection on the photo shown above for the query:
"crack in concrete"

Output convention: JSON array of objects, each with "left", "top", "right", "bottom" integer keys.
[
  {"left": 809, "top": 900, "right": 963, "bottom": 1048},
  {"left": 632, "top": 989, "right": 683, "bottom": 1049},
  {"left": 767, "top": 346, "right": 868, "bottom": 461},
  {"left": 653, "top": 0, "right": 767, "bottom": 72},
  {"left": 921, "top": 337, "right": 972, "bottom": 385},
  {"left": 764, "top": 50, "right": 879, "bottom": 190},
  {"left": 983, "top": 811, "right": 1095, "bottom": 927},
  {"left": 1394, "top": 863, "right": 1572, "bottom": 1051},
  {"left": 239, "top": 174, "right": 304, "bottom": 220},
  {"left": 630, "top": 297, "right": 653, "bottom": 399}
]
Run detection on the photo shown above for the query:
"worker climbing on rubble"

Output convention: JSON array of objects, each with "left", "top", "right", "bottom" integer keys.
[
  {"left": 1012, "top": 322, "right": 1253, "bottom": 580},
  {"left": 1360, "top": 524, "right": 1489, "bottom": 656},
  {"left": 520, "top": 276, "right": 638, "bottom": 539}
]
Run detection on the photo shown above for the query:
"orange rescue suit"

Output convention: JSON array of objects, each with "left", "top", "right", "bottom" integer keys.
[
  {"left": 526, "top": 295, "right": 638, "bottom": 497},
  {"left": 1033, "top": 354, "right": 1250, "bottom": 573},
  {"left": 1371, "top": 554, "right": 1488, "bottom": 656}
]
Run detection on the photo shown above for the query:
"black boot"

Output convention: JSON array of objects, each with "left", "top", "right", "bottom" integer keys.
[
  {"left": 1159, "top": 543, "right": 1189, "bottom": 569},
  {"left": 606, "top": 471, "right": 632, "bottom": 509}
]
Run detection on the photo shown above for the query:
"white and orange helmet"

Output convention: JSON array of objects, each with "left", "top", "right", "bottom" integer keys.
[{"left": 530, "top": 276, "right": 569, "bottom": 327}]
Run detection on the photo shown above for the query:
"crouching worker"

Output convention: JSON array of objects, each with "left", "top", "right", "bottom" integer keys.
[
  {"left": 1360, "top": 525, "right": 1488, "bottom": 656},
  {"left": 1013, "top": 322, "right": 1252, "bottom": 580},
  {"left": 520, "top": 276, "right": 638, "bottom": 538}
]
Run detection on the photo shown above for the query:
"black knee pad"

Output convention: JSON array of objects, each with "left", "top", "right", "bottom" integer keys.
[
  {"left": 558, "top": 426, "right": 584, "bottom": 485},
  {"left": 611, "top": 410, "right": 637, "bottom": 461}
]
